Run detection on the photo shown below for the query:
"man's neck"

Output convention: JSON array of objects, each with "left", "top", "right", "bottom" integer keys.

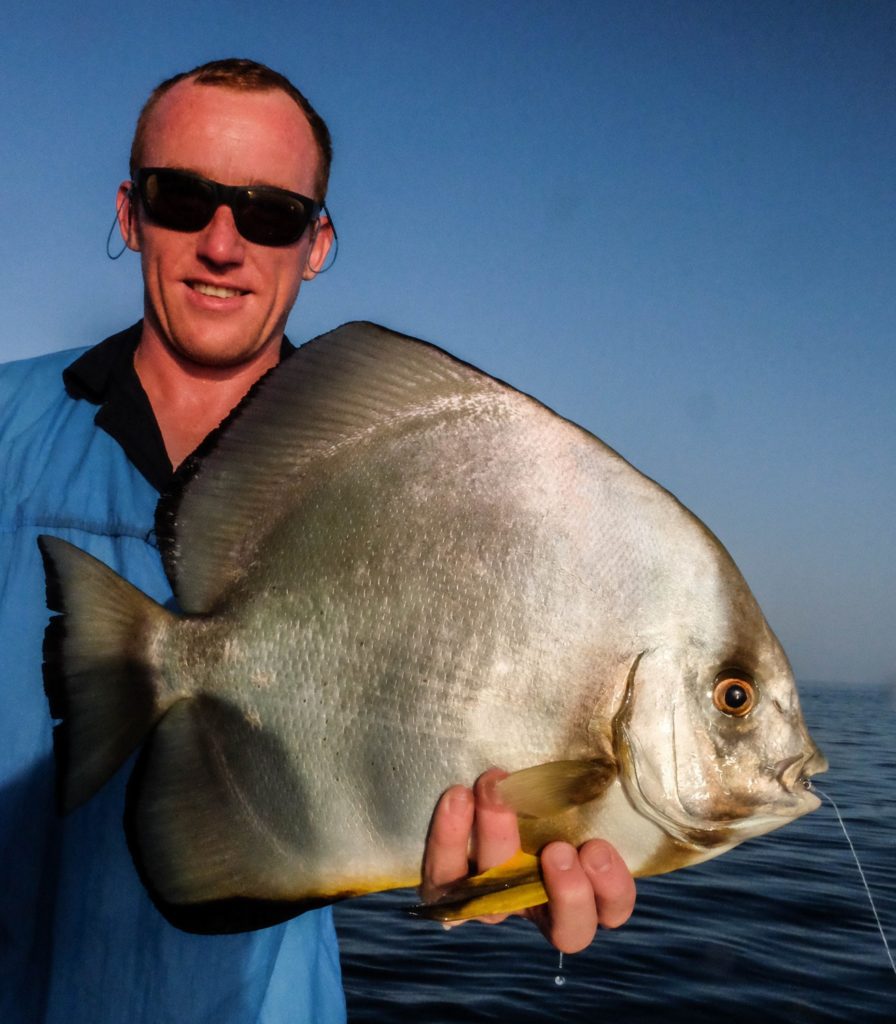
[{"left": 133, "top": 330, "right": 282, "bottom": 470}]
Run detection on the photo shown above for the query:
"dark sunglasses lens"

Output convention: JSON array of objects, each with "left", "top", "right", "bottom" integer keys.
[
  {"left": 143, "top": 171, "right": 215, "bottom": 232},
  {"left": 235, "top": 190, "right": 312, "bottom": 246},
  {"left": 139, "top": 170, "right": 317, "bottom": 246}
]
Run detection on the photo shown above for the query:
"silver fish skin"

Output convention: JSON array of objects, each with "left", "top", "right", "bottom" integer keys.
[{"left": 39, "top": 321, "right": 826, "bottom": 932}]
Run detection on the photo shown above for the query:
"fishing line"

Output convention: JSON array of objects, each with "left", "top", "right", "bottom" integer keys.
[{"left": 809, "top": 782, "right": 896, "bottom": 976}]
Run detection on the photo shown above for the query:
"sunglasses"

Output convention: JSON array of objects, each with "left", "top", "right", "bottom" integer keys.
[{"left": 134, "top": 167, "right": 324, "bottom": 247}]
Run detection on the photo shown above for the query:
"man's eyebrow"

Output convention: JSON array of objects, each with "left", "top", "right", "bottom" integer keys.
[{"left": 146, "top": 165, "right": 302, "bottom": 192}]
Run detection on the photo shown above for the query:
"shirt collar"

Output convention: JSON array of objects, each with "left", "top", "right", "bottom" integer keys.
[{"left": 64, "top": 322, "right": 295, "bottom": 493}]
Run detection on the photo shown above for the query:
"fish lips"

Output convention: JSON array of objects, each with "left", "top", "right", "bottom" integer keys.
[{"left": 774, "top": 747, "right": 828, "bottom": 796}]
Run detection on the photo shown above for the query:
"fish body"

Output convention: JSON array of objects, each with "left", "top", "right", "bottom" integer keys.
[{"left": 39, "top": 322, "right": 825, "bottom": 932}]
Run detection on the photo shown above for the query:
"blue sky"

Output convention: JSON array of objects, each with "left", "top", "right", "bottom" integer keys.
[{"left": 2, "top": 1, "right": 893, "bottom": 684}]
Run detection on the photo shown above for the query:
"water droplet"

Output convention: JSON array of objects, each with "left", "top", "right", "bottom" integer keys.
[{"left": 553, "top": 951, "right": 566, "bottom": 986}]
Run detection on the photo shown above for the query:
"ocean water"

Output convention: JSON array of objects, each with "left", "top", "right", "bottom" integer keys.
[{"left": 334, "top": 683, "right": 896, "bottom": 1022}]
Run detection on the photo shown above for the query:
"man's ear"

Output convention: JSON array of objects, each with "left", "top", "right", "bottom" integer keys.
[
  {"left": 116, "top": 181, "right": 141, "bottom": 252},
  {"left": 302, "top": 216, "right": 335, "bottom": 281}
]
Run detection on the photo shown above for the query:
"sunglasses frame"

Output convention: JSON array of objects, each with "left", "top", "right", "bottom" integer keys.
[{"left": 134, "top": 167, "right": 325, "bottom": 247}]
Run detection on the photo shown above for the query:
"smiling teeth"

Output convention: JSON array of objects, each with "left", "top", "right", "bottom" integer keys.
[{"left": 192, "top": 282, "right": 243, "bottom": 299}]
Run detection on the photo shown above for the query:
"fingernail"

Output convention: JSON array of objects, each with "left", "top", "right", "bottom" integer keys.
[
  {"left": 475, "top": 776, "right": 502, "bottom": 809},
  {"left": 585, "top": 844, "right": 613, "bottom": 874},
  {"left": 552, "top": 845, "right": 576, "bottom": 871},
  {"left": 447, "top": 789, "right": 471, "bottom": 815}
]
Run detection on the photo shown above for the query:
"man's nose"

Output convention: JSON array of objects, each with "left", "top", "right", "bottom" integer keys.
[{"left": 196, "top": 204, "right": 246, "bottom": 266}]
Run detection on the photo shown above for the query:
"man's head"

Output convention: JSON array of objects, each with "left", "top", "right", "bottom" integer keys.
[{"left": 118, "top": 58, "right": 334, "bottom": 370}]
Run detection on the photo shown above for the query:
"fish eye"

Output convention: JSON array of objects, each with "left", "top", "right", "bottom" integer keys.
[{"left": 713, "top": 674, "right": 756, "bottom": 717}]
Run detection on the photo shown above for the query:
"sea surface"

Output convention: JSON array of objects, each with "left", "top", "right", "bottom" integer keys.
[{"left": 334, "top": 683, "right": 895, "bottom": 1022}]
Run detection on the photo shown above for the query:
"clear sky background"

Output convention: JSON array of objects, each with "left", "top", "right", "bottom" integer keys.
[{"left": 1, "top": 1, "right": 892, "bottom": 685}]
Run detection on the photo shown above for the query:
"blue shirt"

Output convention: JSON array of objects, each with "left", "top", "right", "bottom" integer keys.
[{"left": 0, "top": 339, "right": 346, "bottom": 1023}]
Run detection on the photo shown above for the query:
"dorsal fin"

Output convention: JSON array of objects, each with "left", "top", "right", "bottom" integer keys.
[{"left": 156, "top": 321, "right": 507, "bottom": 613}]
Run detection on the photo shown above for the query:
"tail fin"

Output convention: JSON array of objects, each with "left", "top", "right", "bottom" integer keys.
[{"left": 38, "top": 535, "right": 177, "bottom": 813}]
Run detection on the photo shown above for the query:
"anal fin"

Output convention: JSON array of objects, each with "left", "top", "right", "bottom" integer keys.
[
  {"left": 410, "top": 850, "right": 546, "bottom": 921},
  {"left": 411, "top": 758, "right": 617, "bottom": 922}
]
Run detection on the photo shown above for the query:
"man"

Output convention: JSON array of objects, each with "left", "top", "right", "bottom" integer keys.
[{"left": 0, "top": 59, "right": 635, "bottom": 1023}]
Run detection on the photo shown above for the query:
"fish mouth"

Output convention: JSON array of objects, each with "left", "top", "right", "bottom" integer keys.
[{"left": 774, "top": 747, "right": 828, "bottom": 794}]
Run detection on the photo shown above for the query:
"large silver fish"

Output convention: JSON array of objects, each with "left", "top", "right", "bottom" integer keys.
[{"left": 39, "top": 321, "right": 826, "bottom": 933}]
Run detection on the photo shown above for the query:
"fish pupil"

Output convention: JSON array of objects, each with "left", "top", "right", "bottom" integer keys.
[{"left": 726, "top": 685, "right": 748, "bottom": 709}]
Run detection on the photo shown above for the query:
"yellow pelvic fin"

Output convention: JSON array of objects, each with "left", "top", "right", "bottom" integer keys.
[
  {"left": 410, "top": 850, "right": 547, "bottom": 922},
  {"left": 496, "top": 757, "right": 616, "bottom": 819}
]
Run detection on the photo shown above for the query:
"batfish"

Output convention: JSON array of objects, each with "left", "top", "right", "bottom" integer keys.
[{"left": 39, "top": 321, "right": 827, "bottom": 933}]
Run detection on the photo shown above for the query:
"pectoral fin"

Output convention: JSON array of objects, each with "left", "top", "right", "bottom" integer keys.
[
  {"left": 496, "top": 758, "right": 616, "bottom": 818},
  {"left": 411, "top": 851, "right": 546, "bottom": 921}
]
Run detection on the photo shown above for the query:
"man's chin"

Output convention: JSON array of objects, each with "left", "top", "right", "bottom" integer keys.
[{"left": 168, "top": 335, "right": 280, "bottom": 373}]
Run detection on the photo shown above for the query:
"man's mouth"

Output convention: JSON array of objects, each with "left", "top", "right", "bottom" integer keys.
[{"left": 188, "top": 281, "right": 248, "bottom": 299}]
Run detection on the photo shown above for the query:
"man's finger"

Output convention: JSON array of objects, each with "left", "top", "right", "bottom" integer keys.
[
  {"left": 470, "top": 767, "right": 519, "bottom": 870},
  {"left": 529, "top": 841, "right": 599, "bottom": 953},
  {"left": 580, "top": 839, "right": 636, "bottom": 929},
  {"left": 420, "top": 785, "right": 474, "bottom": 898}
]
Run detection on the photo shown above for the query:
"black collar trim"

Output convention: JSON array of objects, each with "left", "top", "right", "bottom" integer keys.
[{"left": 63, "top": 322, "right": 294, "bottom": 493}]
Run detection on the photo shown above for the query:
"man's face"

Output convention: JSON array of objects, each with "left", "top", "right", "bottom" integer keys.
[{"left": 118, "top": 80, "right": 332, "bottom": 368}]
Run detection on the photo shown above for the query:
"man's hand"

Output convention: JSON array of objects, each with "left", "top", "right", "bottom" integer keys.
[{"left": 421, "top": 768, "right": 636, "bottom": 954}]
